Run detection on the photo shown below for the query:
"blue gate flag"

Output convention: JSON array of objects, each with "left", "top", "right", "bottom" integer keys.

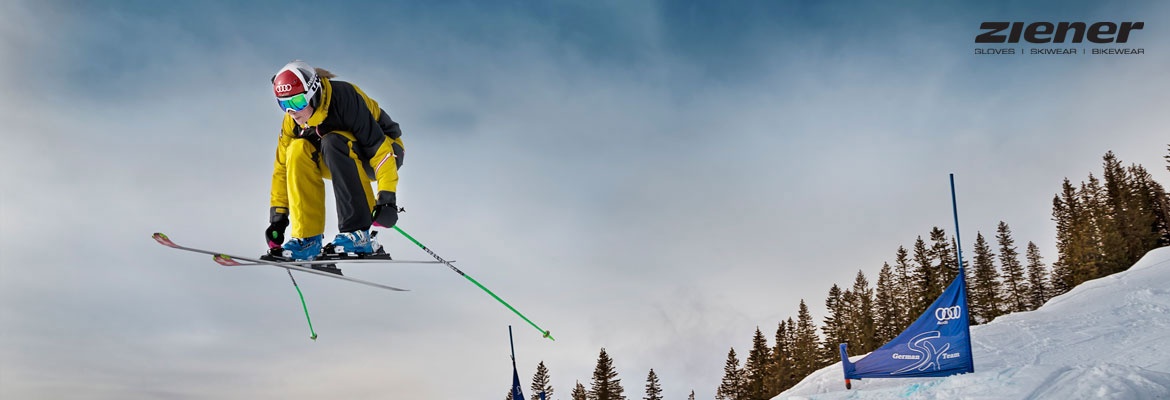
[
  {"left": 508, "top": 325, "right": 526, "bottom": 399},
  {"left": 511, "top": 363, "right": 525, "bottom": 399},
  {"left": 840, "top": 272, "right": 974, "bottom": 379}
]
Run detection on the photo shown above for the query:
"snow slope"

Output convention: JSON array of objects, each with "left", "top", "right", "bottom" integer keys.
[{"left": 777, "top": 246, "right": 1170, "bottom": 400}]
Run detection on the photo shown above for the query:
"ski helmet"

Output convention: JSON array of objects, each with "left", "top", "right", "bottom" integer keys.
[{"left": 272, "top": 60, "right": 320, "bottom": 112}]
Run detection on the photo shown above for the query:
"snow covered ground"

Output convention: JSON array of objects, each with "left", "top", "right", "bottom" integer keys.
[{"left": 777, "top": 246, "right": 1170, "bottom": 400}]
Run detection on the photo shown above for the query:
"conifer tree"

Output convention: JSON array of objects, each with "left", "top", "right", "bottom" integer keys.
[
  {"left": 1100, "top": 152, "right": 1138, "bottom": 276},
  {"left": 1165, "top": 144, "right": 1169, "bottom": 173},
  {"left": 874, "top": 262, "right": 901, "bottom": 343},
  {"left": 1025, "top": 241, "right": 1050, "bottom": 310},
  {"left": 589, "top": 348, "right": 625, "bottom": 400},
  {"left": 930, "top": 227, "right": 958, "bottom": 290},
  {"left": 911, "top": 236, "right": 936, "bottom": 315},
  {"left": 969, "top": 232, "right": 1001, "bottom": 323},
  {"left": 688, "top": 390, "right": 696, "bottom": 400},
  {"left": 1052, "top": 176, "right": 1104, "bottom": 292},
  {"left": 1078, "top": 175, "right": 1108, "bottom": 282},
  {"left": 820, "top": 285, "right": 846, "bottom": 363},
  {"left": 767, "top": 321, "right": 793, "bottom": 395},
  {"left": 571, "top": 381, "right": 587, "bottom": 400},
  {"left": 846, "top": 270, "right": 877, "bottom": 353},
  {"left": 643, "top": 369, "right": 663, "bottom": 400},
  {"left": 792, "top": 300, "right": 822, "bottom": 378},
  {"left": 785, "top": 316, "right": 800, "bottom": 382},
  {"left": 744, "top": 327, "right": 771, "bottom": 400},
  {"left": 1102, "top": 154, "right": 1167, "bottom": 272},
  {"left": 1051, "top": 179, "right": 1078, "bottom": 294},
  {"left": 782, "top": 317, "right": 798, "bottom": 388},
  {"left": 715, "top": 348, "right": 745, "bottom": 400},
  {"left": 739, "top": 327, "right": 767, "bottom": 399},
  {"left": 892, "top": 246, "right": 915, "bottom": 329},
  {"left": 836, "top": 289, "right": 857, "bottom": 359},
  {"left": 1128, "top": 165, "right": 1170, "bottom": 249},
  {"left": 996, "top": 222, "right": 1029, "bottom": 313},
  {"left": 530, "top": 361, "right": 553, "bottom": 400}
]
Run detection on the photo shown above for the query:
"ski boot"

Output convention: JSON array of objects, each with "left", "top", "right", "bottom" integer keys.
[
  {"left": 325, "top": 229, "right": 375, "bottom": 255},
  {"left": 262, "top": 235, "right": 344, "bottom": 275},
  {"left": 321, "top": 230, "right": 391, "bottom": 260},
  {"left": 276, "top": 234, "right": 323, "bottom": 261}
]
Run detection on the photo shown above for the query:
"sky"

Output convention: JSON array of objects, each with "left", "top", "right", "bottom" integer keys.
[
  {"left": 1, "top": 0, "right": 1168, "bottom": 399},
  {"left": 778, "top": 246, "right": 1170, "bottom": 400}
]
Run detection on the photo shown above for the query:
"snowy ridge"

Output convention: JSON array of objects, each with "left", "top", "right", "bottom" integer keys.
[{"left": 777, "top": 246, "right": 1170, "bottom": 400}]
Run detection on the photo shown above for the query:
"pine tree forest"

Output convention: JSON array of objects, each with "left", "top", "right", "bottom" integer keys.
[{"left": 505, "top": 150, "right": 1167, "bottom": 399}]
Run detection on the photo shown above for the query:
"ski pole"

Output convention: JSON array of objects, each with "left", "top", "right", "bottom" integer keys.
[
  {"left": 286, "top": 269, "right": 319, "bottom": 341},
  {"left": 392, "top": 225, "right": 554, "bottom": 341}
]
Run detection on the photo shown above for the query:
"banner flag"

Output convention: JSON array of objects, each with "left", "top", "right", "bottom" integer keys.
[
  {"left": 511, "top": 363, "right": 525, "bottom": 399},
  {"left": 840, "top": 273, "right": 974, "bottom": 380}
]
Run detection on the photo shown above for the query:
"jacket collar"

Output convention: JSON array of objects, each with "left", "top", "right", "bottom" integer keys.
[{"left": 302, "top": 78, "right": 332, "bottom": 128}]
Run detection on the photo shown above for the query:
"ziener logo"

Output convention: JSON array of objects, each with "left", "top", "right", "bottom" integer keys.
[
  {"left": 935, "top": 306, "right": 962, "bottom": 323},
  {"left": 976, "top": 22, "right": 1144, "bottom": 44},
  {"left": 973, "top": 21, "right": 1146, "bottom": 56}
]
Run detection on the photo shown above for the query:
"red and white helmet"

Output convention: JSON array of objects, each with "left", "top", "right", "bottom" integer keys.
[{"left": 272, "top": 60, "right": 320, "bottom": 106}]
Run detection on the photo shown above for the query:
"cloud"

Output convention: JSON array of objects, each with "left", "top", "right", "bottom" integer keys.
[{"left": 2, "top": 1, "right": 1168, "bottom": 399}]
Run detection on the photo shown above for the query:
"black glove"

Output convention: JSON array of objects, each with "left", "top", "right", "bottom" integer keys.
[
  {"left": 266, "top": 207, "right": 290, "bottom": 248},
  {"left": 372, "top": 191, "right": 398, "bottom": 228}
]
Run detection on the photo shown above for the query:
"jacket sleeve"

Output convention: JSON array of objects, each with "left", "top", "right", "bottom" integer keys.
[
  {"left": 365, "top": 107, "right": 401, "bottom": 195},
  {"left": 269, "top": 118, "right": 296, "bottom": 216},
  {"left": 368, "top": 133, "right": 400, "bottom": 195}
]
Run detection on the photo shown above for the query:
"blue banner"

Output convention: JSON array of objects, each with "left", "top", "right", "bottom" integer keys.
[
  {"left": 511, "top": 363, "right": 525, "bottom": 399},
  {"left": 841, "top": 273, "right": 974, "bottom": 379}
]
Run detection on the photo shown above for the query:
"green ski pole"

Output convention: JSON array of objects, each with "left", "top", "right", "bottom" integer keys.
[
  {"left": 392, "top": 225, "right": 554, "bottom": 341},
  {"left": 286, "top": 269, "right": 318, "bottom": 341}
]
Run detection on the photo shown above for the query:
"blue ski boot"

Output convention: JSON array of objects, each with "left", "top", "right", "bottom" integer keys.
[
  {"left": 328, "top": 229, "right": 375, "bottom": 255},
  {"left": 280, "top": 234, "right": 323, "bottom": 261}
]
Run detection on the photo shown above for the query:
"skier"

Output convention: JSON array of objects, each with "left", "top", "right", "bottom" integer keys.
[{"left": 265, "top": 60, "right": 404, "bottom": 261}]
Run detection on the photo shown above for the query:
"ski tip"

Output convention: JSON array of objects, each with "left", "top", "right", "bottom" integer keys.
[
  {"left": 152, "top": 232, "right": 177, "bottom": 247},
  {"left": 213, "top": 254, "right": 241, "bottom": 266}
]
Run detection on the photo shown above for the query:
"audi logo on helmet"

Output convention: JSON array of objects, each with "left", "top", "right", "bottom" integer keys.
[{"left": 272, "top": 69, "right": 307, "bottom": 97}]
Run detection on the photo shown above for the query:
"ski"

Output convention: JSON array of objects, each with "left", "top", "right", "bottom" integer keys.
[
  {"left": 226, "top": 258, "right": 451, "bottom": 266},
  {"left": 221, "top": 254, "right": 347, "bottom": 276},
  {"left": 152, "top": 232, "right": 408, "bottom": 292}
]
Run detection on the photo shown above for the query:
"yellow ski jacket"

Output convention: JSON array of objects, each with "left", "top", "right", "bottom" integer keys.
[{"left": 270, "top": 77, "right": 404, "bottom": 216}]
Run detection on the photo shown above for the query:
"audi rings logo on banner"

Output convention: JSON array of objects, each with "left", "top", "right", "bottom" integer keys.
[{"left": 935, "top": 306, "right": 962, "bottom": 323}]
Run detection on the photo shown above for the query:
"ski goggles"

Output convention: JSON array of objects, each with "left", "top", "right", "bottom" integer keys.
[{"left": 277, "top": 92, "right": 311, "bottom": 112}]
